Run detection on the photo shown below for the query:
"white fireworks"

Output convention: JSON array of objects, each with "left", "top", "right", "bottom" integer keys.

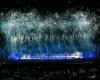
[{"left": 0, "top": 10, "right": 99, "bottom": 57}]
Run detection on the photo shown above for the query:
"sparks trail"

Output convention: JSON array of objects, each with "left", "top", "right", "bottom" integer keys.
[{"left": 0, "top": 10, "right": 99, "bottom": 59}]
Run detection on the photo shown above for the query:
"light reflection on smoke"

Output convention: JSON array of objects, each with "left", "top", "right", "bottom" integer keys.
[{"left": 0, "top": 10, "right": 98, "bottom": 59}]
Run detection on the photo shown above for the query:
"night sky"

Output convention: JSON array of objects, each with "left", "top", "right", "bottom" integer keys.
[{"left": 0, "top": 0, "right": 100, "bottom": 14}]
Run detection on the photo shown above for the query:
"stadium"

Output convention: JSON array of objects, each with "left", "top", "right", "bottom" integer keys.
[{"left": 0, "top": 0, "right": 100, "bottom": 80}]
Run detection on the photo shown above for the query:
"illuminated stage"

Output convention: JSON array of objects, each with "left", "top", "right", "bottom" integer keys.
[{"left": 8, "top": 51, "right": 95, "bottom": 60}]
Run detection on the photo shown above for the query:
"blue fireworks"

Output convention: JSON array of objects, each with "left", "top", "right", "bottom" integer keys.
[{"left": 0, "top": 10, "right": 98, "bottom": 60}]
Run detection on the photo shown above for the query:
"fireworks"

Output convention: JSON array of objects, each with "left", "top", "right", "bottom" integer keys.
[{"left": 0, "top": 10, "right": 98, "bottom": 59}]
